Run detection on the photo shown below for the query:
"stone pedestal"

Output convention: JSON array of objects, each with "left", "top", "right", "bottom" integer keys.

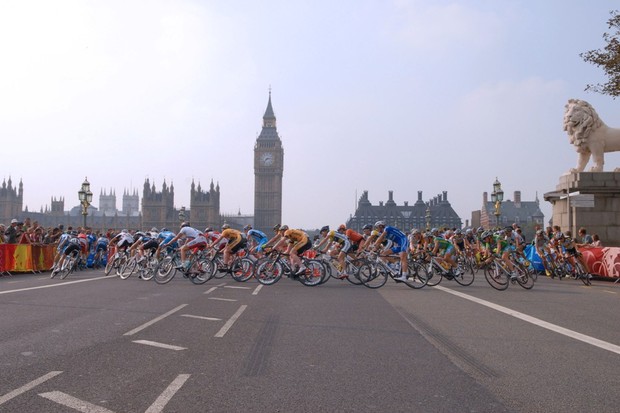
[{"left": 544, "top": 172, "right": 620, "bottom": 246}]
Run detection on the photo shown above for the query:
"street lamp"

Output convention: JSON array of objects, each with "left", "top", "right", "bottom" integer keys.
[
  {"left": 178, "top": 206, "right": 186, "bottom": 222},
  {"left": 78, "top": 177, "right": 93, "bottom": 229},
  {"left": 425, "top": 204, "right": 432, "bottom": 230},
  {"left": 490, "top": 177, "right": 504, "bottom": 228}
]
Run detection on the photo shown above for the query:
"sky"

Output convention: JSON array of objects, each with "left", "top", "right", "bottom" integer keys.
[{"left": 1, "top": 0, "right": 620, "bottom": 229}]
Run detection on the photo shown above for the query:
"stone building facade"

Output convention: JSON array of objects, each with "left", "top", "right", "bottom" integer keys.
[{"left": 346, "top": 190, "right": 462, "bottom": 232}]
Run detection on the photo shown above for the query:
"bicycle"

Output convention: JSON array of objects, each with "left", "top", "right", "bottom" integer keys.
[
  {"left": 314, "top": 252, "right": 364, "bottom": 285},
  {"left": 155, "top": 248, "right": 214, "bottom": 285},
  {"left": 419, "top": 251, "right": 474, "bottom": 287},
  {"left": 52, "top": 249, "right": 81, "bottom": 280},
  {"left": 559, "top": 253, "right": 592, "bottom": 286},
  {"left": 104, "top": 248, "right": 130, "bottom": 276},
  {"left": 357, "top": 252, "right": 428, "bottom": 289},
  {"left": 254, "top": 250, "right": 325, "bottom": 286},
  {"left": 482, "top": 256, "right": 534, "bottom": 290}
]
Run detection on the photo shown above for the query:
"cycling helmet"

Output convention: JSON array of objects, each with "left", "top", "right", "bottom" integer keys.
[
  {"left": 243, "top": 225, "right": 252, "bottom": 231},
  {"left": 362, "top": 224, "right": 373, "bottom": 231},
  {"left": 454, "top": 229, "right": 462, "bottom": 235},
  {"left": 273, "top": 224, "right": 281, "bottom": 231},
  {"left": 320, "top": 225, "right": 330, "bottom": 233},
  {"left": 477, "top": 227, "right": 484, "bottom": 233},
  {"left": 371, "top": 230, "right": 380, "bottom": 237},
  {"left": 221, "top": 223, "right": 230, "bottom": 230},
  {"left": 536, "top": 229, "right": 544, "bottom": 236},
  {"left": 481, "top": 231, "right": 492, "bottom": 239},
  {"left": 204, "top": 227, "right": 213, "bottom": 233},
  {"left": 180, "top": 222, "right": 190, "bottom": 228},
  {"left": 424, "top": 232, "right": 433, "bottom": 239},
  {"left": 555, "top": 232, "right": 564, "bottom": 239},
  {"left": 71, "top": 230, "right": 79, "bottom": 236},
  {"left": 161, "top": 228, "right": 168, "bottom": 232},
  {"left": 504, "top": 226, "right": 513, "bottom": 232},
  {"left": 338, "top": 224, "right": 346, "bottom": 231},
  {"left": 135, "top": 231, "right": 146, "bottom": 238},
  {"left": 411, "top": 229, "right": 421, "bottom": 236},
  {"left": 374, "top": 220, "right": 386, "bottom": 228},
  {"left": 150, "top": 227, "right": 158, "bottom": 233},
  {"left": 121, "top": 229, "right": 128, "bottom": 233},
  {"left": 280, "top": 225, "right": 289, "bottom": 231},
  {"left": 465, "top": 228, "right": 473, "bottom": 235}
]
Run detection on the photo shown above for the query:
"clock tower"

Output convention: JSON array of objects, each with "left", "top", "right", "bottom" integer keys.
[{"left": 254, "top": 91, "right": 284, "bottom": 234}]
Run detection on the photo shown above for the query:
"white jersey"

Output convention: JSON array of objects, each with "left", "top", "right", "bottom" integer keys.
[{"left": 180, "top": 226, "right": 202, "bottom": 239}]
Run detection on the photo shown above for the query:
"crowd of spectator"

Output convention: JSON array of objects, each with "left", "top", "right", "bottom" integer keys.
[{"left": 0, "top": 217, "right": 66, "bottom": 245}]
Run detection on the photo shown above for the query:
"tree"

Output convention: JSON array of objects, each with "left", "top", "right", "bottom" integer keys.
[{"left": 580, "top": 10, "right": 620, "bottom": 98}]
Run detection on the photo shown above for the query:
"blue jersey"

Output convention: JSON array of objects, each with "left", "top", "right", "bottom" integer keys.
[
  {"left": 247, "top": 229, "right": 268, "bottom": 243},
  {"left": 384, "top": 226, "right": 409, "bottom": 253}
]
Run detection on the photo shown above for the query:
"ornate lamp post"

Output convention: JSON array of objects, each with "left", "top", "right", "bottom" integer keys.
[
  {"left": 78, "top": 177, "right": 93, "bottom": 229},
  {"left": 425, "top": 204, "right": 432, "bottom": 231},
  {"left": 178, "top": 206, "right": 186, "bottom": 222},
  {"left": 491, "top": 177, "right": 504, "bottom": 228}
]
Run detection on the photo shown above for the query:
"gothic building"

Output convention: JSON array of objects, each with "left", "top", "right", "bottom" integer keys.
[
  {"left": 0, "top": 177, "right": 23, "bottom": 222},
  {"left": 189, "top": 179, "right": 220, "bottom": 231},
  {"left": 122, "top": 189, "right": 140, "bottom": 216},
  {"left": 346, "top": 190, "right": 462, "bottom": 232},
  {"left": 141, "top": 179, "right": 176, "bottom": 230},
  {"left": 474, "top": 190, "right": 544, "bottom": 240},
  {"left": 254, "top": 91, "right": 284, "bottom": 234}
]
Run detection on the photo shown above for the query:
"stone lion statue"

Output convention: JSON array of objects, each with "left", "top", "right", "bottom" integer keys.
[{"left": 564, "top": 98, "right": 620, "bottom": 173}]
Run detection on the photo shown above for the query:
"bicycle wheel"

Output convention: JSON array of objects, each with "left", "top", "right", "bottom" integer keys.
[
  {"left": 139, "top": 257, "right": 158, "bottom": 281},
  {"left": 402, "top": 261, "right": 429, "bottom": 289},
  {"left": 318, "top": 259, "right": 332, "bottom": 284},
  {"left": 425, "top": 263, "right": 443, "bottom": 287},
  {"left": 119, "top": 257, "right": 137, "bottom": 280},
  {"left": 573, "top": 261, "right": 591, "bottom": 286},
  {"left": 59, "top": 254, "right": 77, "bottom": 280},
  {"left": 358, "top": 262, "right": 387, "bottom": 289},
  {"left": 104, "top": 255, "right": 116, "bottom": 275},
  {"left": 212, "top": 256, "right": 228, "bottom": 279},
  {"left": 514, "top": 264, "right": 534, "bottom": 289},
  {"left": 154, "top": 256, "right": 177, "bottom": 284},
  {"left": 344, "top": 258, "right": 364, "bottom": 285},
  {"left": 255, "top": 259, "right": 283, "bottom": 285},
  {"left": 453, "top": 263, "right": 475, "bottom": 286},
  {"left": 190, "top": 258, "right": 215, "bottom": 285},
  {"left": 116, "top": 255, "right": 127, "bottom": 277},
  {"left": 484, "top": 262, "right": 509, "bottom": 291},
  {"left": 298, "top": 259, "right": 324, "bottom": 286},
  {"left": 231, "top": 258, "right": 254, "bottom": 282}
]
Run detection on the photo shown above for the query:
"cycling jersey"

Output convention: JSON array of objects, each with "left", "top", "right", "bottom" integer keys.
[
  {"left": 247, "top": 229, "right": 268, "bottom": 252},
  {"left": 434, "top": 236, "right": 454, "bottom": 254},
  {"left": 383, "top": 226, "right": 408, "bottom": 253}
]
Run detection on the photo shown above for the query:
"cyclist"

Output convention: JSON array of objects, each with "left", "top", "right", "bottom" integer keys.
[
  {"left": 51, "top": 228, "right": 73, "bottom": 271},
  {"left": 533, "top": 229, "right": 552, "bottom": 276},
  {"left": 244, "top": 224, "right": 268, "bottom": 257},
  {"left": 315, "top": 224, "right": 351, "bottom": 273},
  {"left": 155, "top": 228, "right": 177, "bottom": 259},
  {"left": 272, "top": 225, "right": 312, "bottom": 275},
  {"left": 430, "top": 228, "right": 460, "bottom": 275},
  {"left": 93, "top": 233, "right": 109, "bottom": 266},
  {"left": 372, "top": 221, "right": 409, "bottom": 282},
  {"left": 161, "top": 222, "right": 207, "bottom": 271},
  {"left": 210, "top": 224, "right": 247, "bottom": 267},
  {"left": 557, "top": 231, "right": 590, "bottom": 275},
  {"left": 51, "top": 231, "right": 81, "bottom": 276},
  {"left": 109, "top": 229, "right": 135, "bottom": 253}
]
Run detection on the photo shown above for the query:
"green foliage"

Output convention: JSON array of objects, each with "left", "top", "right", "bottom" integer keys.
[{"left": 580, "top": 10, "right": 620, "bottom": 98}]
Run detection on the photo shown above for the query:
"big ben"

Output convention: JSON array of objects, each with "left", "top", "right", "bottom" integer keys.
[{"left": 254, "top": 91, "right": 284, "bottom": 234}]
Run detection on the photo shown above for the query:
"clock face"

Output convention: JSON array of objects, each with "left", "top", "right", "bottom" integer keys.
[{"left": 261, "top": 152, "right": 274, "bottom": 166}]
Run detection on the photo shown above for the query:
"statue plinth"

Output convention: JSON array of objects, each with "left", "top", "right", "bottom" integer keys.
[{"left": 544, "top": 172, "right": 620, "bottom": 246}]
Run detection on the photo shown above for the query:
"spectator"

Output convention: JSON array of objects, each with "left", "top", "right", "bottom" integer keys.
[
  {"left": 4, "top": 219, "right": 21, "bottom": 244},
  {"left": 591, "top": 234, "right": 603, "bottom": 247},
  {"left": 577, "top": 227, "right": 593, "bottom": 247},
  {"left": 0, "top": 224, "right": 5, "bottom": 243}
]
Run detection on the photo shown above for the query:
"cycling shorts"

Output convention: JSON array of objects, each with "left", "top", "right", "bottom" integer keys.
[
  {"left": 96, "top": 243, "right": 108, "bottom": 252},
  {"left": 142, "top": 239, "right": 159, "bottom": 251},
  {"left": 64, "top": 243, "right": 81, "bottom": 256}
]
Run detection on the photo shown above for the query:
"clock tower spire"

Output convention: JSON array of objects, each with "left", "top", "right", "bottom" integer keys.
[{"left": 254, "top": 90, "right": 284, "bottom": 234}]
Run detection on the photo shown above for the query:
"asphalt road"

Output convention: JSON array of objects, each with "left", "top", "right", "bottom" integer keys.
[{"left": 0, "top": 269, "right": 618, "bottom": 412}]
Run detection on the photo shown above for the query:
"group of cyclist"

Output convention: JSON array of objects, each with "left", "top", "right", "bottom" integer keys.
[{"left": 49, "top": 219, "right": 591, "bottom": 282}]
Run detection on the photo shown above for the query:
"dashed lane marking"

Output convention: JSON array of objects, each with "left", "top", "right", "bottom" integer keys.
[
  {"left": 208, "top": 297, "right": 237, "bottom": 302},
  {"left": 180, "top": 314, "right": 221, "bottom": 321},
  {"left": 215, "top": 305, "right": 247, "bottom": 338},
  {"left": 203, "top": 286, "right": 218, "bottom": 295},
  {"left": 252, "top": 285, "right": 263, "bottom": 295},
  {"left": 39, "top": 391, "right": 116, "bottom": 413},
  {"left": 0, "top": 276, "right": 114, "bottom": 295},
  {"left": 123, "top": 304, "right": 188, "bottom": 336},
  {"left": 132, "top": 340, "right": 187, "bottom": 351},
  {"left": 144, "top": 374, "right": 190, "bottom": 413},
  {"left": 0, "top": 371, "right": 63, "bottom": 405}
]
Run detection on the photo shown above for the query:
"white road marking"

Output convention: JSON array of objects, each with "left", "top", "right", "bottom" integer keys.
[
  {"left": 435, "top": 285, "right": 620, "bottom": 355},
  {"left": 208, "top": 297, "right": 237, "bottom": 302},
  {"left": 180, "top": 314, "right": 221, "bottom": 321},
  {"left": 215, "top": 305, "right": 247, "bottom": 338},
  {"left": 0, "top": 276, "right": 113, "bottom": 295},
  {"left": 39, "top": 391, "right": 116, "bottom": 412},
  {"left": 252, "top": 285, "right": 263, "bottom": 295},
  {"left": 224, "top": 285, "right": 251, "bottom": 289},
  {"left": 144, "top": 374, "right": 190, "bottom": 413},
  {"left": 123, "top": 304, "right": 188, "bottom": 336},
  {"left": 132, "top": 340, "right": 187, "bottom": 351},
  {"left": 203, "top": 286, "right": 218, "bottom": 295},
  {"left": 0, "top": 371, "right": 63, "bottom": 405}
]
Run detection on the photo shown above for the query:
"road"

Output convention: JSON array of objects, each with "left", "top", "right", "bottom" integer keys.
[{"left": 0, "top": 269, "right": 618, "bottom": 412}]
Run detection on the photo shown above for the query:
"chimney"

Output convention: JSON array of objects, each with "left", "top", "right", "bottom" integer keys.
[
  {"left": 514, "top": 191, "right": 521, "bottom": 208},
  {"left": 483, "top": 191, "right": 488, "bottom": 205},
  {"left": 388, "top": 190, "right": 394, "bottom": 202},
  {"left": 443, "top": 191, "right": 447, "bottom": 202},
  {"left": 417, "top": 191, "right": 423, "bottom": 201}
]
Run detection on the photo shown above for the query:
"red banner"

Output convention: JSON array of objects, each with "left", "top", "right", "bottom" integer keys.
[{"left": 0, "top": 244, "right": 55, "bottom": 273}]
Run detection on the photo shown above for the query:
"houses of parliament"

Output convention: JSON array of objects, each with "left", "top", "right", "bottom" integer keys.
[{"left": 6, "top": 92, "right": 537, "bottom": 234}]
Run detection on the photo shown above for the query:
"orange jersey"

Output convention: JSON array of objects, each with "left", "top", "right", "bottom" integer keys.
[
  {"left": 345, "top": 229, "right": 364, "bottom": 244},
  {"left": 221, "top": 228, "right": 242, "bottom": 242},
  {"left": 284, "top": 229, "right": 308, "bottom": 244}
]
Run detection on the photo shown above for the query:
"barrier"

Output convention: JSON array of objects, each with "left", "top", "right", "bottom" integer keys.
[
  {"left": 0, "top": 244, "right": 55, "bottom": 273},
  {"left": 525, "top": 245, "right": 619, "bottom": 279}
]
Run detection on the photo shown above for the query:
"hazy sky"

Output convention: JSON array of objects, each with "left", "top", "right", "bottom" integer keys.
[{"left": 2, "top": 0, "right": 620, "bottom": 229}]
